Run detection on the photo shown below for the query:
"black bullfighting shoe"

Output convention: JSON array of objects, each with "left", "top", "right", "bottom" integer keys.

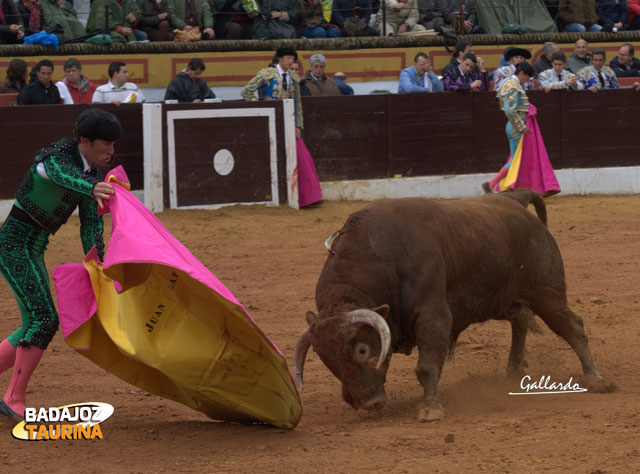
[
  {"left": 0, "top": 400, "right": 23, "bottom": 421},
  {"left": 481, "top": 182, "right": 492, "bottom": 194}
]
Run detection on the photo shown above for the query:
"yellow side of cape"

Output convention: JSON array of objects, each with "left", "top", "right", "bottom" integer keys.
[{"left": 65, "top": 259, "right": 302, "bottom": 429}]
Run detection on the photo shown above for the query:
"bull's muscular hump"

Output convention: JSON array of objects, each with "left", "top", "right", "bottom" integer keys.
[{"left": 294, "top": 191, "right": 602, "bottom": 422}]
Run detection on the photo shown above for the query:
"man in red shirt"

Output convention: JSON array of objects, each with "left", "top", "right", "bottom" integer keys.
[{"left": 56, "top": 58, "right": 97, "bottom": 104}]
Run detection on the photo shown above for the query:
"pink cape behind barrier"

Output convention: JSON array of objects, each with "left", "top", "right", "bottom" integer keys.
[
  {"left": 52, "top": 166, "right": 302, "bottom": 428},
  {"left": 296, "top": 138, "right": 323, "bottom": 208}
]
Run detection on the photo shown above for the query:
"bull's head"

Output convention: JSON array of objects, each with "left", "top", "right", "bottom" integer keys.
[{"left": 293, "top": 305, "right": 392, "bottom": 410}]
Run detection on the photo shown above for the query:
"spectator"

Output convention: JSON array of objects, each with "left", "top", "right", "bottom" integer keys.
[
  {"left": 0, "top": 58, "right": 28, "bottom": 94},
  {"left": 93, "top": 61, "right": 146, "bottom": 105},
  {"left": 299, "top": 0, "right": 341, "bottom": 38},
  {"left": 398, "top": 52, "right": 443, "bottom": 94},
  {"left": 566, "top": 38, "right": 591, "bottom": 73},
  {"left": 55, "top": 58, "right": 97, "bottom": 105},
  {"left": 302, "top": 54, "right": 340, "bottom": 96},
  {"left": 333, "top": 71, "right": 354, "bottom": 95},
  {"left": 375, "top": 0, "right": 426, "bottom": 36},
  {"left": 332, "top": 0, "right": 377, "bottom": 37},
  {"left": 442, "top": 52, "right": 489, "bottom": 91},
  {"left": 630, "top": 0, "right": 640, "bottom": 30},
  {"left": 597, "top": 0, "right": 628, "bottom": 31},
  {"left": 18, "top": 59, "right": 60, "bottom": 105},
  {"left": 442, "top": 40, "right": 474, "bottom": 75},
  {"left": 492, "top": 47, "right": 533, "bottom": 91},
  {"left": 170, "top": 0, "right": 215, "bottom": 39},
  {"left": 290, "top": 61, "right": 312, "bottom": 96},
  {"left": 87, "top": 0, "right": 147, "bottom": 42},
  {"left": 418, "top": 0, "right": 446, "bottom": 30},
  {"left": 212, "top": 0, "right": 253, "bottom": 39},
  {"left": 38, "top": 0, "right": 86, "bottom": 41},
  {"left": 557, "top": 0, "right": 602, "bottom": 32},
  {"left": 243, "top": 0, "right": 297, "bottom": 39},
  {"left": 164, "top": 58, "right": 216, "bottom": 103},
  {"left": 533, "top": 42, "right": 560, "bottom": 78},
  {"left": 16, "top": 0, "right": 43, "bottom": 37},
  {"left": 136, "top": 0, "right": 174, "bottom": 41},
  {"left": 610, "top": 43, "right": 640, "bottom": 77},
  {"left": 538, "top": 51, "right": 583, "bottom": 91},
  {"left": 576, "top": 48, "right": 619, "bottom": 92},
  {"left": 444, "top": 0, "right": 485, "bottom": 34},
  {"left": 241, "top": 47, "right": 303, "bottom": 138},
  {"left": 0, "top": 0, "right": 24, "bottom": 44}
]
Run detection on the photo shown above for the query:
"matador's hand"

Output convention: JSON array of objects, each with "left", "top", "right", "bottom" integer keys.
[{"left": 93, "top": 182, "right": 115, "bottom": 209}]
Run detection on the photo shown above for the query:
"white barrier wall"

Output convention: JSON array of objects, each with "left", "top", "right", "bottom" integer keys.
[{"left": 320, "top": 167, "right": 640, "bottom": 202}]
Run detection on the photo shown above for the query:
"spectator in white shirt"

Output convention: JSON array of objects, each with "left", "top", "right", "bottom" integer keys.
[
  {"left": 539, "top": 51, "right": 583, "bottom": 92},
  {"left": 92, "top": 61, "right": 145, "bottom": 105}
]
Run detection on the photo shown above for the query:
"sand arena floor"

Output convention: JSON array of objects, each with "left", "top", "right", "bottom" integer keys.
[{"left": 0, "top": 194, "right": 639, "bottom": 473}]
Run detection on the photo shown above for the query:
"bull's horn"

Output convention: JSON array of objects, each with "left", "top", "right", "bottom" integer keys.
[
  {"left": 293, "top": 327, "right": 312, "bottom": 389},
  {"left": 348, "top": 309, "right": 391, "bottom": 370}
]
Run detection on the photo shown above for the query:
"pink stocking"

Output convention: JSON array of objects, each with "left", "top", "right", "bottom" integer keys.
[
  {"left": 488, "top": 166, "right": 509, "bottom": 192},
  {"left": 0, "top": 339, "right": 17, "bottom": 374},
  {"left": 3, "top": 345, "right": 44, "bottom": 416}
]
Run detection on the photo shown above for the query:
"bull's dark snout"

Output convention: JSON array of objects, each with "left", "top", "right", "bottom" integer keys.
[{"left": 361, "top": 393, "right": 387, "bottom": 411}]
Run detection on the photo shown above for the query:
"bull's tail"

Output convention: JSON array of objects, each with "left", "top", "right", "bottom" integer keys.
[{"left": 500, "top": 189, "right": 548, "bottom": 227}]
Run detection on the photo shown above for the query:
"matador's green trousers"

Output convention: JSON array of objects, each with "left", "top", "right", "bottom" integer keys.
[{"left": 0, "top": 215, "right": 59, "bottom": 349}]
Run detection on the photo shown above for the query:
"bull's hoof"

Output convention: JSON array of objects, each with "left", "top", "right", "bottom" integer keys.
[
  {"left": 417, "top": 402, "right": 445, "bottom": 422},
  {"left": 506, "top": 361, "right": 528, "bottom": 378},
  {"left": 580, "top": 375, "right": 617, "bottom": 393}
]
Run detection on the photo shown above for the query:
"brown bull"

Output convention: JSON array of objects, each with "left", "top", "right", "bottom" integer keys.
[{"left": 294, "top": 191, "right": 601, "bottom": 421}]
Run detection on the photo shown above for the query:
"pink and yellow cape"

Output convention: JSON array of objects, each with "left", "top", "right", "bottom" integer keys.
[
  {"left": 52, "top": 166, "right": 302, "bottom": 429},
  {"left": 498, "top": 104, "right": 561, "bottom": 197}
]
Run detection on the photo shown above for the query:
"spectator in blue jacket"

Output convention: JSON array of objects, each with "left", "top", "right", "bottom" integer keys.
[
  {"left": 597, "top": 0, "right": 629, "bottom": 31},
  {"left": 398, "top": 52, "right": 443, "bottom": 94},
  {"left": 610, "top": 43, "right": 640, "bottom": 77},
  {"left": 333, "top": 72, "right": 355, "bottom": 95}
]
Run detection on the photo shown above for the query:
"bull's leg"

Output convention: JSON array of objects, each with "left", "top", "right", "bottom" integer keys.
[
  {"left": 506, "top": 307, "right": 532, "bottom": 377},
  {"left": 413, "top": 304, "right": 452, "bottom": 422},
  {"left": 531, "top": 298, "right": 601, "bottom": 381}
]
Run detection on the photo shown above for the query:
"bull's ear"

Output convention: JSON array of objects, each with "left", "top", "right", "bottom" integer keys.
[
  {"left": 305, "top": 311, "right": 318, "bottom": 326},
  {"left": 372, "top": 304, "right": 390, "bottom": 320}
]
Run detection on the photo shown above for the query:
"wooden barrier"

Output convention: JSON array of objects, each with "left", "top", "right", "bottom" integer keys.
[
  {"left": 0, "top": 104, "right": 143, "bottom": 200},
  {"left": 302, "top": 89, "right": 640, "bottom": 180},
  {"left": 0, "top": 93, "right": 18, "bottom": 106},
  {"left": 1, "top": 89, "right": 639, "bottom": 203}
]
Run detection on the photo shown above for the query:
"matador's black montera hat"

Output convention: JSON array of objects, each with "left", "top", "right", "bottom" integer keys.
[{"left": 75, "top": 109, "right": 122, "bottom": 142}]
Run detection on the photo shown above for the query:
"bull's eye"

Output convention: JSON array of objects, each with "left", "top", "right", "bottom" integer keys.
[{"left": 353, "top": 342, "right": 370, "bottom": 364}]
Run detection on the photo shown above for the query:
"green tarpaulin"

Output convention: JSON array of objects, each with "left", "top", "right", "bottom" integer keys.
[{"left": 476, "top": 0, "right": 558, "bottom": 34}]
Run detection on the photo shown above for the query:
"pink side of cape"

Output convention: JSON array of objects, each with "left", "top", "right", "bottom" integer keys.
[
  {"left": 53, "top": 166, "right": 284, "bottom": 357},
  {"left": 296, "top": 138, "right": 323, "bottom": 208}
]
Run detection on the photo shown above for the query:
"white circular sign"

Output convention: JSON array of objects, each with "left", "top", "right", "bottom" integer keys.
[{"left": 213, "top": 149, "right": 235, "bottom": 176}]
